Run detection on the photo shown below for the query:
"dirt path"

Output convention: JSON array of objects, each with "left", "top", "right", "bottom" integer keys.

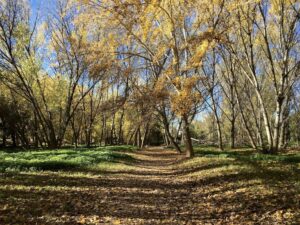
[
  {"left": 1, "top": 148, "right": 198, "bottom": 225},
  {"left": 1, "top": 147, "right": 299, "bottom": 224},
  {"left": 95, "top": 147, "right": 196, "bottom": 224}
]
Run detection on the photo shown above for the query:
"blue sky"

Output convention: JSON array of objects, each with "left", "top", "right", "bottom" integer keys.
[
  {"left": 30, "top": 0, "right": 42, "bottom": 13},
  {"left": 30, "top": 0, "right": 53, "bottom": 19},
  {"left": 30, "top": 0, "right": 50, "bottom": 9},
  {"left": 30, "top": 0, "right": 39, "bottom": 7}
]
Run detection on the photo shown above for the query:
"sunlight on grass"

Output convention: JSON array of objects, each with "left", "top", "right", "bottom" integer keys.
[
  {"left": 0, "top": 146, "right": 135, "bottom": 172},
  {"left": 193, "top": 146, "right": 300, "bottom": 163},
  {"left": 92, "top": 162, "right": 136, "bottom": 172},
  {"left": 0, "top": 147, "right": 299, "bottom": 224}
]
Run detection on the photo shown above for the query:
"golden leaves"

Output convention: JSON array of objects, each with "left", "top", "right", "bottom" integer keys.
[
  {"left": 153, "top": 45, "right": 168, "bottom": 64},
  {"left": 141, "top": 16, "right": 153, "bottom": 42},
  {"left": 152, "top": 75, "right": 169, "bottom": 102},
  {"left": 171, "top": 90, "right": 201, "bottom": 116},
  {"left": 72, "top": 0, "right": 242, "bottom": 118},
  {"left": 169, "top": 76, "right": 201, "bottom": 116},
  {"left": 190, "top": 40, "right": 210, "bottom": 68},
  {"left": 269, "top": 0, "right": 297, "bottom": 15}
]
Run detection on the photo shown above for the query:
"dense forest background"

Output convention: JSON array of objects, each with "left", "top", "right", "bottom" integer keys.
[{"left": 0, "top": 0, "right": 299, "bottom": 157}]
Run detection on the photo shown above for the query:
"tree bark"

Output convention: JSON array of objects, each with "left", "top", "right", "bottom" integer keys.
[
  {"left": 272, "top": 96, "right": 284, "bottom": 153},
  {"left": 182, "top": 115, "right": 194, "bottom": 158},
  {"left": 234, "top": 85, "right": 257, "bottom": 149},
  {"left": 141, "top": 122, "right": 149, "bottom": 149},
  {"left": 230, "top": 118, "right": 235, "bottom": 149},
  {"left": 162, "top": 117, "right": 182, "bottom": 153},
  {"left": 211, "top": 95, "right": 223, "bottom": 150}
]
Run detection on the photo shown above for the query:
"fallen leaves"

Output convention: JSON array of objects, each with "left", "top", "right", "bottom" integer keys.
[{"left": 0, "top": 147, "right": 299, "bottom": 224}]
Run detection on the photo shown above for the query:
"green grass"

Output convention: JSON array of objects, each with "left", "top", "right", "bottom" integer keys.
[
  {"left": 0, "top": 146, "right": 135, "bottom": 172},
  {"left": 194, "top": 146, "right": 300, "bottom": 164},
  {"left": 96, "top": 145, "right": 138, "bottom": 152},
  {"left": 0, "top": 145, "right": 299, "bottom": 224}
]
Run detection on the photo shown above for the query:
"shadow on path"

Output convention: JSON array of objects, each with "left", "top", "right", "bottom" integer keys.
[{"left": 0, "top": 147, "right": 299, "bottom": 224}]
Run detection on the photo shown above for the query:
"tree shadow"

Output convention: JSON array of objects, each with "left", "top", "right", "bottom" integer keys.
[
  {"left": 103, "top": 163, "right": 229, "bottom": 177},
  {"left": 1, "top": 169, "right": 298, "bottom": 224},
  {"left": 0, "top": 148, "right": 299, "bottom": 224}
]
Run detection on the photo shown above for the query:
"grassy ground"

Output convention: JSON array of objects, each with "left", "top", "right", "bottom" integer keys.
[
  {"left": 194, "top": 145, "right": 300, "bottom": 163},
  {"left": 0, "top": 145, "right": 137, "bottom": 172},
  {"left": 0, "top": 145, "right": 299, "bottom": 224}
]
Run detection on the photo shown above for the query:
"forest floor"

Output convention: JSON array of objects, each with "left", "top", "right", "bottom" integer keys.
[{"left": 0, "top": 146, "right": 299, "bottom": 224}]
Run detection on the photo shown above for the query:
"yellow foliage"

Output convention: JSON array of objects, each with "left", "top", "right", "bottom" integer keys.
[
  {"left": 270, "top": 0, "right": 297, "bottom": 15},
  {"left": 73, "top": 0, "right": 246, "bottom": 118},
  {"left": 169, "top": 76, "right": 201, "bottom": 116},
  {"left": 190, "top": 39, "right": 210, "bottom": 68}
]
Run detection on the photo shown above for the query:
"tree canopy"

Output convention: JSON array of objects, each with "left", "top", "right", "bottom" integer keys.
[{"left": 0, "top": 0, "right": 299, "bottom": 157}]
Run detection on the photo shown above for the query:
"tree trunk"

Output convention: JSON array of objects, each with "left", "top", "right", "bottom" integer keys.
[
  {"left": 257, "top": 109, "right": 264, "bottom": 149},
  {"left": 133, "top": 127, "right": 141, "bottom": 148},
  {"left": 74, "top": 134, "right": 78, "bottom": 148},
  {"left": 256, "top": 90, "right": 273, "bottom": 152},
  {"left": 158, "top": 109, "right": 182, "bottom": 152},
  {"left": 118, "top": 109, "right": 125, "bottom": 144},
  {"left": 2, "top": 132, "right": 6, "bottom": 147},
  {"left": 141, "top": 122, "right": 150, "bottom": 149},
  {"left": 86, "top": 129, "right": 92, "bottom": 148},
  {"left": 48, "top": 129, "right": 58, "bottom": 149},
  {"left": 279, "top": 121, "right": 286, "bottom": 149},
  {"left": 211, "top": 91, "right": 223, "bottom": 150},
  {"left": 127, "top": 127, "right": 137, "bottom": 146},
  {"left": 272, "top": 97, "right": 284, "bottom": 153},
  {"left": 230, "top": 118, "right": 235, "bottom": 149},
  {"left": 33, "top": 113, "right": 39, "bottom": 148},
  {"left": 2, "top": 120, "right": 6, "bottom": 147},
  {"left": 246, "top": 90, "right": 265, "bottom": 149},
  {"left": 234, "top": 86, "right": 257, "bottom": 149},
  {"left": 182, "top": 115, "right": 194, "bottom": 158},
  {"left": 163, "top": 120, "right": 181, "bottom": 153},
  {"left": 110, "top": 113, "right": 116, "bottom": 145},
  {"left": 175, "top": 119, "right": 182, "bottom": 143},
  {"left": 137, "top": 127, "right": 142, "bottom": 148},
  {"left": 103, "top": 115, "right": 107, "bottom": 146},
  {"left": 11, "top": 132, "right": 16, "bottom": 148},
  {"left": 214, "top": 111, "right": 223, "bottom": 150},
  {"left": 164, "top": 130, "right": 170, "bottom": 146}
]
